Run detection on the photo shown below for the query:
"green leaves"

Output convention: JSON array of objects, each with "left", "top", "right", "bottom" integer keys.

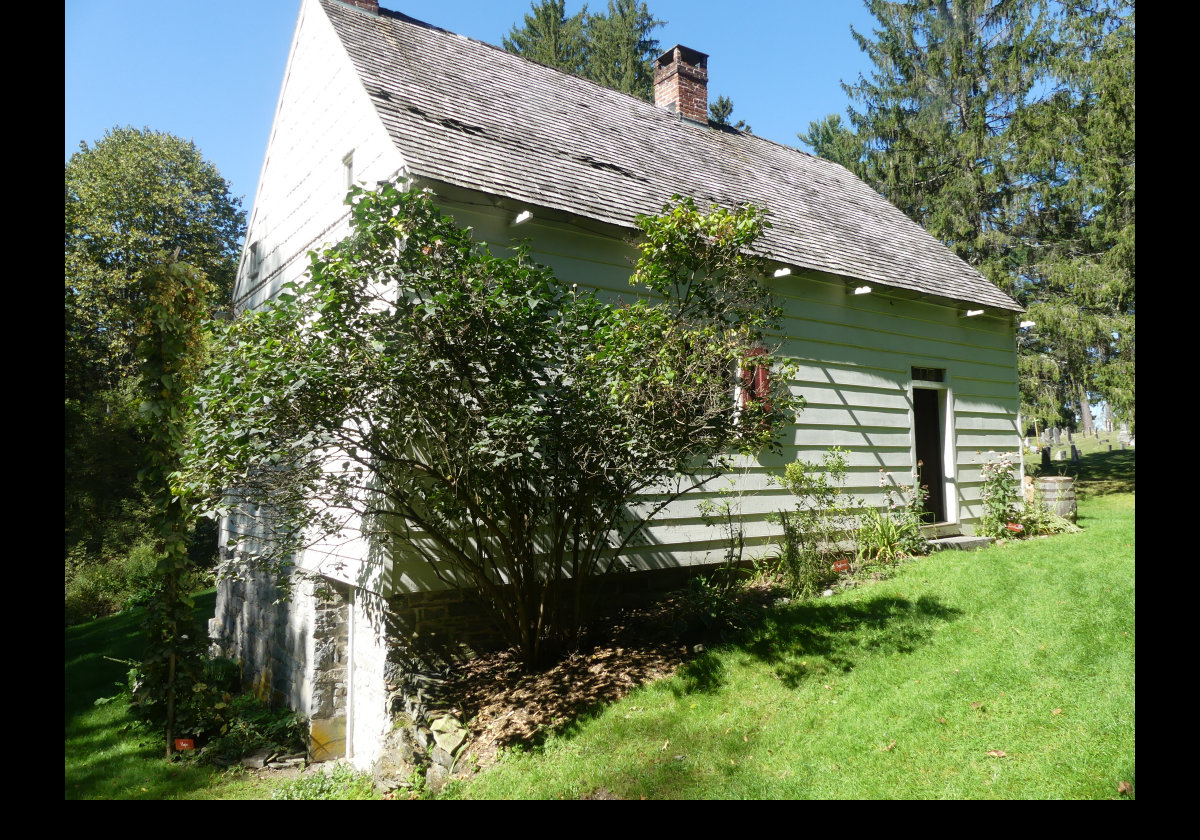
[
  {"left": 839, "top": 1, "right": 1135, "bottom": 432},
  {"left": 186, "top": 181, "right": 799, "bottom": 668}
]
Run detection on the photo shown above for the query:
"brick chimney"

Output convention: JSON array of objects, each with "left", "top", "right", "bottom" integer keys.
[{"left": 653, "top": 45, "right": 709, "bottom": 124}]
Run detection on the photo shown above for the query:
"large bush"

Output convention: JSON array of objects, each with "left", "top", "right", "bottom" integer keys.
[{"left": 184, "top": 182, "right": 800, "bottom": 668}]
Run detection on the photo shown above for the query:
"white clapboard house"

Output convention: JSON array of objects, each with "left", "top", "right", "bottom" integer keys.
[{"left": 213, "top": 0, "right": 1023, "bottom": 768}]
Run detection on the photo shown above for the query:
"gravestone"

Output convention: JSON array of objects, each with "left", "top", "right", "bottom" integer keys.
[
  {"left": 1118, "top": 422, "right": 1130, "bottom": 445},
  {"left": 1041, "top": 447, "right": 1052, "bottom": 470},
  {"left": 1052, "top": 427, "right": 1061, "bottom": 444},
  {"left": 1056, "top": 449, "right": 1067, "bottom": 461},
  {"left": 1071, "top": 445, "right": 1081, "bottom": 463}
]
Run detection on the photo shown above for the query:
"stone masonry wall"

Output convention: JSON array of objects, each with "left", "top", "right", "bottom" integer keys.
[{"left": 208, "top": 559, "right": 352, "bottom": 761}]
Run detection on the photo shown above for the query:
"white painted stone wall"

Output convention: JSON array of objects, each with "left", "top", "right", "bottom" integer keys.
[{"left": 347, "top": 588, "right": 391, "bottom": 770}]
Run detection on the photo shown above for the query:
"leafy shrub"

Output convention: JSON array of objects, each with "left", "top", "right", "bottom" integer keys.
[
  {"left": 774, "top": 508, "right": 834, "bottom": 599},
  {"left": 979, "top": 451, "right": 1021, "bottom": 538},
  {"left": 65, "top": 540, "right": 160, "bottom": 625},
  {"left": 774, "top": 448, "right": 863, "bottom": 597},
  {"left": 272, "top": 763, "right": 378, "bottom": 800},
  {"left": 200, "top": 693, "right": 307, "bottom": 763},
  {"left": 1016, "top": 489, "right": 1081, "bottom": 537},
  {"left": 672, "top": 574, "right": 757, "bottom": 641},
  {"left": 126, "top": 652, "right": 305, "bottom": 762},
  {"left": 65, "top": 533, "right": 218, "bottom": 626}
]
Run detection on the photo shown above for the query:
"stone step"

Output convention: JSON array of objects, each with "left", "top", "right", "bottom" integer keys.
[{"left": 927, "top": 535, "right": 993, "bottom": 552}]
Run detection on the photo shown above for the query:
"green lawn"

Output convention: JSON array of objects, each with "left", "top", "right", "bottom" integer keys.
[
  {"left": 441, "top": 492, "right": 1135, "bottom": 800},
  {"left": 67, "top": 486, "right": 1134, "bottom": 800},
  {"left": 65, "top": 590, "right": 291, "bottom": 800}
]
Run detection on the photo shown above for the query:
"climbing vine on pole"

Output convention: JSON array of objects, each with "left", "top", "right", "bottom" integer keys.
[{"left": 133, "top": 254, "right": 212, "bottom": 758}]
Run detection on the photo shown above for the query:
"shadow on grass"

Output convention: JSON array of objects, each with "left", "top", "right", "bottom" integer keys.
[
  {"left": 1033, "top": 449, "right": 1134, "bottom": 498},
  {"left": 670, "top": 593, "right": 961, "bottom": 695},
  {"left": 66, "top": 590, "right": 225, "bottom": 799},
  {"left": 66, "top": 590, "right": 217, "bottom": 720}
]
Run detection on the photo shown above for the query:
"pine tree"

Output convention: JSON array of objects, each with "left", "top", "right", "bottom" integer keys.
[
  {"left": 797, "top": 113, "right": 863, "bottom": 172},
  {"left": 582, "top": 0, "right": 665, "bottom": 100},
  {"left": 1015, "top": 1, "right": 1134, "bottom": 432},
  {"left": 502, "top": 0, "right": 587, "bottom": 77},
  {"left": 504, "top": 0, "right": 665, "bottom": 101},
  {"left": 710, "top": 95, "right": 752, "bottom": 132},
  {"left": 838, "top": 1, "right": 1133, "bottom": 432}
]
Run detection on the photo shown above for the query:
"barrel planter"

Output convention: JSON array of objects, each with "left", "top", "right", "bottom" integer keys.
[{"left": 1036, "top": 476, "right": 1077, "bottom": 523}]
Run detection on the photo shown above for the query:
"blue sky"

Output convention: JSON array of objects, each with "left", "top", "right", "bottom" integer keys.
[{"left": 65, "top": 0, "right": 880, "bottom": 211}]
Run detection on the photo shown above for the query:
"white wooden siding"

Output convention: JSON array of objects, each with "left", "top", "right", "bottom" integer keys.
[{"left": 370, "top": 195, "right": 1020, "bottom": 591}]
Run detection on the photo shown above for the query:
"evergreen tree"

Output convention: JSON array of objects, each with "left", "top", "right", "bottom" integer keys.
[
  {"left": 504, "top": 0, "right": 665, "bottom": 101},
  {"left": 837, "top": 1, "right": 1133, "bottom": 432},
  {"left": 583, "top": 0, "right": 665, "bottom": 100},
  {"left": 502, "top": 0, "right": 587, "bottom": 77},
  {"left": 1016, "top": 0, "right": 1134, "bottom": 432},
  {"left": 797, "top": 113, "right": 863, "bottom": 172},
  {"left": 710, "top": 95, "right": 752, "bottom": 132}
]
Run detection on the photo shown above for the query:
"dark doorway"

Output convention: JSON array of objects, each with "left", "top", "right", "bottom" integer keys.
[{"left": 913, "top": 387, "right": 946, "bottom": 523}]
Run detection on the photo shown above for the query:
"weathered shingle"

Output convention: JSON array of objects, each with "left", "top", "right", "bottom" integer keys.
[{"left": 321, "top": 0, "right": 1021, "bottom": 312}]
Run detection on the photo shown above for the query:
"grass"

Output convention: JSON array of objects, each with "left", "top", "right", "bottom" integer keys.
[
  {"left": 441, "top": 491, "right": 1135, "bottom": 800},
  {"left": 65, "top": 590, "right": 291, "bottom": 800},
  {"left": 66, "top": 450, "right": 1134, "bottom": 800},
  {"left": 1028, "top": 430, "right": 1135, "bottom": 499}
]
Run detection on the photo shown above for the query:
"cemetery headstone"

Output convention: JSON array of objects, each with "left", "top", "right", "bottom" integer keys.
[{"left": 1041, "top": 447, "right": 1052, "bottom": 470}]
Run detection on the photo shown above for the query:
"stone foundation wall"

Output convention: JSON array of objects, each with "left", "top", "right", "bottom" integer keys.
[
  {"left": 308, "top": 582, "right": 350, "bottom": 761},
  {"left": 208, "top": 560, "right": 352, "bottom": 761}
]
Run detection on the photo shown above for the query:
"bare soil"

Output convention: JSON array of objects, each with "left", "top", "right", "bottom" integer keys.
[{"left": 438, "top": 582, "right": 779, "bottom": 771}]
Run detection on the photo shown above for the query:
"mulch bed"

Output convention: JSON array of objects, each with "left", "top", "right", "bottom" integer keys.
[{"left": 436, "top": 581, "right": 780, "bottom": 771}]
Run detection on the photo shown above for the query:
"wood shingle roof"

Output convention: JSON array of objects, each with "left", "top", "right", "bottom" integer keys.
[{"left": 321, "top": 0, "right": 1021, "bottom": 312}]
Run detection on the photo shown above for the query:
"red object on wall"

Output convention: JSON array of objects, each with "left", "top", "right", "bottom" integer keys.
[{"left": 740, "top": 346, "right": 771, "bottom": 412}]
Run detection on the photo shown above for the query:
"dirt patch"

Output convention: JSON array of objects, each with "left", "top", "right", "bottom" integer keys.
[{"left": 437, "top": 582, "right": 779, "bottom": 772}]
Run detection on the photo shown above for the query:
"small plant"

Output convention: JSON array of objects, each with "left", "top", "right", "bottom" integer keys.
[
  {"left": 1016, "top": 488, "right": 1081, "bottom": 537},
  {"left": 672, "top": 573, "right": 756, "bottom": 641},
  {"left": 199, "top": 693, "right": 308, "bottom": 763},
  {"left": 857, "top": 507, "right": 904, "bottom": 563},
  {"left": 271, "top": 762, "right": 379, "bottom": 800},
  {"left": 979, "top": 451, "right": 1021, "bottom": 539},
  {"left": 774, "top": 448, "right": 864, "bottom": 597},
  {"left": 858, "top": 472, "right": 929, "bottom": 563},
  {"left": 127, "top": 652, "right": 306, "bottom": 763}
]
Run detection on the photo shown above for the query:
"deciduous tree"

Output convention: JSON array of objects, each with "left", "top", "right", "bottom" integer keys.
[
  {"left": 184, "top": 183, "right": 799, "bottom": 668},
  {"left": 65, "top": 127, "right": 244, "bottom": 615}
]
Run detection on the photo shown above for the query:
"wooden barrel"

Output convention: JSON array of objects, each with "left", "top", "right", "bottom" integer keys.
[{"left": 1036, "top": 476, "right": 1077, "bottom": 522}]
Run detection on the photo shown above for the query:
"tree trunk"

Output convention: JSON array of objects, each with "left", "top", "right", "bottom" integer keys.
[{"left": 1077, "top": 382, "right": 1095, "bottom": 435}]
